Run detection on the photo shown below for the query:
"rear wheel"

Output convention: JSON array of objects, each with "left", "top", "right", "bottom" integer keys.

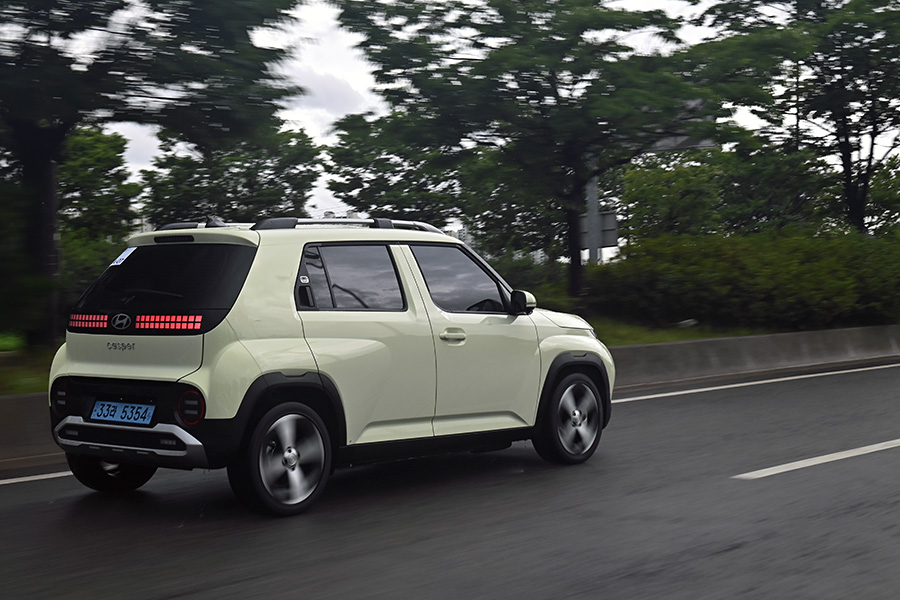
[
  {"left": 228, "top": 402, "right": 331, "bottom": 516},
  {"left": 533, "top": 373, "right": 603, "bottom": 464},
  {"left": 66, "top": 454, "right": 157, "bottom": 492}
]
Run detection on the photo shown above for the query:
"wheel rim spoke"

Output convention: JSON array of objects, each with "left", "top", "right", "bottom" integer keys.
[
  {"left": 296, "top": 437, "right": 324, "bottom": 468},
  {"left": 285, "top": 467, "right": 308, "bottom": 504},
  {"left": 273, "top": 416, "right": 297, "bottom": 451},
  {"left": 260, "top": 452, "right": 284, "bottom": 487},
  {"left": 558, "top": 423, "right": 579, "bottom": 452},
  {"left": 558, "top": 388, "right": 577, "bottom": 418}
]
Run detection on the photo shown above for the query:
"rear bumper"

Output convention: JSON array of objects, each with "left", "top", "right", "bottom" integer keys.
[{"left": 53, "top": 416, "right": 209, "bottom": 469}]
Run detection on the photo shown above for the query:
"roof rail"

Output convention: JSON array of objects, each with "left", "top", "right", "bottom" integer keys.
[
  {"left": 157, "top": 217, "right": 446, "bottom": 235},
  {"left": 252, "top": 217, "right": 445, "bottom": 234}
]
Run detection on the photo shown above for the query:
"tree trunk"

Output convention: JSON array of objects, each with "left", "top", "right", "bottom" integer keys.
[
  {"left": 565, "top": 207, "right": 583, "bottom": 298},
  {"left": 7, "top": 120, "right": 72, "bottom": 346}
]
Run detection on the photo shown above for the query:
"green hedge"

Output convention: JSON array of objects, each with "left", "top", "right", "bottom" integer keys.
[{"left": 586, "top": 233, "right": 900, "bottom": 331}]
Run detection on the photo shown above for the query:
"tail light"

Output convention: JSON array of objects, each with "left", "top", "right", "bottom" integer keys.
[
  {"left": 136, "top": 315, "right": 203, "bottom": 330},
  {"left": 68, "top": 314, "right": 108, "bottom": 329},
  {"left": 177, "top": 389, "right": 206, "bottom": 426}
]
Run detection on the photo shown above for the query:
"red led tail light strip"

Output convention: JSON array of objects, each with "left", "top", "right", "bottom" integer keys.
[
  {"left": 135, "top": 315, "right": 203, "bottom": 330},
  {"left": 69, "top": 314, "right": 108, "bottom": 328}
]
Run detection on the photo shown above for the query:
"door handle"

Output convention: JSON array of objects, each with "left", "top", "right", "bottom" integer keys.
[{"left": 439, "top": 329, "right": 467, "bottom": 343}]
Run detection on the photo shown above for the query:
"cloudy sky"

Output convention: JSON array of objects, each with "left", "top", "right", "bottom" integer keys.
[{"left": 113, "top": 0, "right": 712, "bottom": 217}]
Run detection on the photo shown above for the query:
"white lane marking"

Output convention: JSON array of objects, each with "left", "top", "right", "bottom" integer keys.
[
  {"left": 0, "top": 471, "right": 72, "bottom": 487},
  {"left": 613, "top": 362, "right": 900, "bottom": 404},
  {"left": 0, "top": 452, "right": 63, "bottom": 465},
  {"left": 733, "top": 439, "right": 900, "bottom": 480}
]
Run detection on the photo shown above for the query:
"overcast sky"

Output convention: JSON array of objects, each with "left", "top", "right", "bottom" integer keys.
[{"left": 112, "top": 0, "right": 712, "bottom": 217}]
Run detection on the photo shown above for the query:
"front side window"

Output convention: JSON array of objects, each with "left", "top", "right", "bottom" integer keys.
[
  {"left": 297, "top": 244, "right": 405, "bottom": 311},
  {"left": 411, "top": 245, "right": 506, "bottom": 313}
]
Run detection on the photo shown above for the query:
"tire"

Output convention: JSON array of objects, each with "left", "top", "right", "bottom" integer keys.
[
  {"left": 533, "top": 373, "right": 603, "bottom": 464},
  {"left": 228, "top": 402, "right": 332, "bottom": 516},
  {"left": 66, "top": 453, "right": 157, "bottom": 493}
]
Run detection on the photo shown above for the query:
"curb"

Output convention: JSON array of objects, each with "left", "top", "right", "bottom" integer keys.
[{"left": 610, "top": 324, "right": 900, "bottom": 391}]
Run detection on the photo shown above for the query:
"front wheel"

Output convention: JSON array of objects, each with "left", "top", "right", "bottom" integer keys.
[
  {"left": 228, "top": 403, "right": 332, "bottom": 516},
  {"left": 533, "top": 373, "right": 603, "bottom": 464},
  {"left": 67, "top": 454, "right": 157, "bottom": 492}
]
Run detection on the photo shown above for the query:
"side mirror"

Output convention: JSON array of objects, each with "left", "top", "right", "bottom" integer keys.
[{"left": 510, "top": 290, "right": 537, "bottom": 315}]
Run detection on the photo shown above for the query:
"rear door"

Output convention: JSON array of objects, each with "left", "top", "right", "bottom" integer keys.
[
  {"left": 65, "top": 239, "right": 257, "bottom": 380},
  {"left": 295, "top": 243, "right": 437, "bottom": 445}
]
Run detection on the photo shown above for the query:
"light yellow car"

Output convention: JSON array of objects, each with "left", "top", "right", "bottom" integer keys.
[{"left": 49, "top": 217, "right": 615, "bottom": 515}]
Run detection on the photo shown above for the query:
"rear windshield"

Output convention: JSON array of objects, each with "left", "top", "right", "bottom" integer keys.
[{"left": 74, "top": 243, "right": 256, "bottom": 314}]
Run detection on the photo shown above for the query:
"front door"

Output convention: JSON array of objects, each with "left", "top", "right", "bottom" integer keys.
[{"left": 404, "top": 244, "right": 541, "bottom": 436}]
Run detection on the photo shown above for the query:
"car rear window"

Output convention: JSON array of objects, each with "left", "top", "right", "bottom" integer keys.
[{"left": 69, "top": 243, "right": 256, "bottom": 334}]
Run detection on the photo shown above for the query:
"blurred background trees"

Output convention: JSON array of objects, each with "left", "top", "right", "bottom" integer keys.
[
  {"left": 4, "top": 0, "right": 900, "bottom": 343},
  {"left": 0, "top": 0, "right": 303, "bottom": 343}
]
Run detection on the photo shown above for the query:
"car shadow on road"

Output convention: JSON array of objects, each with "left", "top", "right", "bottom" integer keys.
[{"left": 51, "top": 441, "right": 575, "bottom": 526}]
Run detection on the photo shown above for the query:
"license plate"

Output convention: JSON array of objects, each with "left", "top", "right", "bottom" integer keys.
[{"left": 90, "top": 401, "right": 155, "bottom": 425}]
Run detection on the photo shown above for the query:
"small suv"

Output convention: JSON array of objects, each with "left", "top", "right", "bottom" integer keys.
[{"left": 50, "top": 217, "right": 615, "bottom": 515}]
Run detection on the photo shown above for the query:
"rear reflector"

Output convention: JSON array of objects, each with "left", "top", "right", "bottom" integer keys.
[
  {"left": 69, "top": 314, "right": 108, "bottom": 328},
  {"left": 136, "top": 315, "right": 203, "bottom": 330},
  {"left": 178, "top": 390, "right": 206, "bottom": 426}
]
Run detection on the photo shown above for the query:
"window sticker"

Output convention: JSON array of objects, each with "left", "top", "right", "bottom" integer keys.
[{"left": 110, "top": 247, "right": 137, "bottom": 267}]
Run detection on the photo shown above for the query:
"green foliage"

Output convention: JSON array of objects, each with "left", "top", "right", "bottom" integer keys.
[
  {"left": 868, "top": 157, "right": 900, "bottom": 236},
  {"left": 621, "top": 154, "right": 721, "bottom": 240},
  {"left": 334, "top": 0, "right": 728, "bottom": 294},
  {"left": 58, "top": 126, "right": 140, "bottom": 239},
  {"left": 58, "top": 230, "right": 122, "bottom": 317},
  {"left": 327, "top": 112, "right": 464, "bottom": 227},
  {"left": 587, "top": 233, "right": 900, "bottom": 331},
  {"left": 486, "top": 253, "right": 575, "bottom": 313},
  {"left": 692, "top": 0, "right": 900, "bottom": 232},
  {"left": 618, "top": 142, "right": 842, "bottom": 243},
  {"left": 0, "top": 0, "right": 300, "bottom": 150},
  {"left": 0, "top": 0, "right": 303, "bottom": 343},
  {"left": 142, "top": 128, "right": 318, "bottom": 226},
  {"left": 0, "top": 333, "right": 25, "bottom": 353}
]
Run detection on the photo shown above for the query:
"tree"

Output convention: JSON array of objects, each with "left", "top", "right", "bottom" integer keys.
[
  {"left": 328, "top": 113, "right": 563, "bottom": 256},
  {"left": 142, "top": 128, "right": 318, "bottom": 227},
  {"left": 867, "top": 156, "right": 900, "bottom": 235},
  {"left": 335, "top": 0, "right": 724, "bottom": 295},
  {"left": 620, "top": 153, "right": 722, "bottom": 241},
  {"left": 327, "top": 112, "right": 465, "bottom": 227},
  {"left": 0, "top": 0, "right": 301, "bottom": 341},
  {"left": 0, "top": 125, "right": 138, "bottom": 334},
  {"left": 57, "top": 126, "right": 140, "bottom": 240},
  {"left": 618, "top": 139, "right": 841, "bottom": 243},
  {"left": 691, "top": 0, "right": 900, "bottom": 233}
]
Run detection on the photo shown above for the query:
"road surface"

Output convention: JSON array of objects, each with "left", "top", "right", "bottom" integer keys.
[{"left": 3, "top": 364, "right": 900, "bottom": 599}]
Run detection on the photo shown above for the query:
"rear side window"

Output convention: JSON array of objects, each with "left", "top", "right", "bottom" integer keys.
[
  {"left": 296, "top": 244, "right": 405, "bottom": 311},
  {"left": 70, "top": 243, "right": 256, "bottom": 334}
]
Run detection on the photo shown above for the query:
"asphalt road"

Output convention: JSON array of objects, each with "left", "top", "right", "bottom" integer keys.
[{"left": 4, "top": 364, "right": 900, "bottom": 599}]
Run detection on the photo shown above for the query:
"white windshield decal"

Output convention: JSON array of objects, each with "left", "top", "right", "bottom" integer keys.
[{"left": 110, "top": 247, "right": 136, "bottom": 267}]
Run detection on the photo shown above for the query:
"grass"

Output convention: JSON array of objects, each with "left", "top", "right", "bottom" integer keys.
[
  {"left": 0, "top": 332, "right": 25, "bottom": 352},
  {"left": 587, "top": 317, "right": 768, "bottom": 347},
  {"left": 0, "top": 349, "right": 55, "bottom": 395}
]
